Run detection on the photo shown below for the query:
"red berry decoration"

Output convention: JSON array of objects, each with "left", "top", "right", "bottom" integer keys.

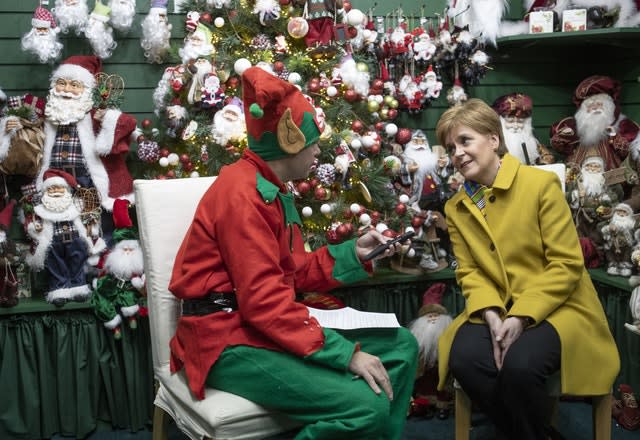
[{"left": 395, "top": 128, "right": 412, "bottom": 145}]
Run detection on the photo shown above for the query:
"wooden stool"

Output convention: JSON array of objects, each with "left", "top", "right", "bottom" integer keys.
[{"left": 454, "top": 375, "right": 612, "bottom": 440}]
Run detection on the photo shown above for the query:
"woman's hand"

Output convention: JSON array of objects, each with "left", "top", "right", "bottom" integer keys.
[
  {"left": 483, "top": 308, "right": 505, "bottom": 369},
  {"left": 492, "top": 315, "right": 526, "bottom": 369},
  {"left": 355, "top": 229, "right": 405, "bottom": 262},
  {"left": 348, "top": 350, "right": 394, "bottom": 401}
]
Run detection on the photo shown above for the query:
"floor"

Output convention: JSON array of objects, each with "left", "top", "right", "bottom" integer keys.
[{"left": 58, "top": 399, "right": 638, "bottom": 440}]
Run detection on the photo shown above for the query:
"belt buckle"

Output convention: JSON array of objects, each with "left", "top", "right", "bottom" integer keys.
[{"left": 213, "top": 298, "right": 233, "bottom": 313}]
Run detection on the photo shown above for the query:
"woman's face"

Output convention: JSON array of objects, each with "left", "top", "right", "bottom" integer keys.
[{"left": 445, "top": 124, "right": 501, "bottom": 186}]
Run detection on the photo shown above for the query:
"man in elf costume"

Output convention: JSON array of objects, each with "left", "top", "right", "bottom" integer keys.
[
  {"left": 550, "top": 75, "right": 640, "bottom": 172},
  {"left": 92, "top": 199, "right": 145, "bottom": 339},
  {"left": 169, "top": 66, "right": 418, "bottom": 439},
  {"left": 25, "top": 55, "right": 138, "bottom": 224}
]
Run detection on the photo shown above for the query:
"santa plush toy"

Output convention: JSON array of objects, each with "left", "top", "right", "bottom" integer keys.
[
  {"left": 492, "top": 93, "right": 555, "bottom": 165},
  {"left": 140, "top": 0, "right": 173, "bottom": 64},
  {"left": 91, "top": 199, "right": 145, "bottom": 339},
  {"left": 21, "top": 6, "right": 63, "bottom": 64},
  {"left": 409, "top": 283, "right": 454, "bottom": 419},
  {"left": 550, "top": 75, "right": 640, "bottom": 172}
]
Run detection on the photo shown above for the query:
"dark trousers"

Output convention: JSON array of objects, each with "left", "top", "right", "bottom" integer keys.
[{"left": 449, "top": 321, "right": 561, "bottom": 440}]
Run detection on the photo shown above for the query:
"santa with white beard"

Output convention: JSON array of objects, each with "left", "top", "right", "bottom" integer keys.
[
  {"left": 492, "top": 93, "right": 555, "bottom": 165},
  {"left": 21, "top": 6, "right": 63, "bottom": 64},
  {"left": 91, "top": 199, "right": 145, "bottom": 339},
  {"left": 141, "top": 0, "right": 172, "bottom": 64},
  {"left": 7, "top": 56, "right": 139, "bottom": 217},
  {"left": 108, "top": 0, "right": 136, "bottom": 33},
  {"left": 211, "top": 104, "right": 246, "bottom": 147},
  {"left": 84, "top": 1, "right": 117, "bottom": 59},
  {"left": 400, "top": 129, "right": 440, "bottom": 212},
  {"left": 601, "top": 203, "right": 636, "bottom": 276},
  {"left": 179, "top": 23, "right": 215, "bottom": 65},
  {"left": 52, "top": 0, "right": 89, "bottom": 35},
  {"left": 26, "top": 169, "right": 105, "bottom": 306},
  {"left": 550, "top": 75, "right": 640, "bottom": 172}
]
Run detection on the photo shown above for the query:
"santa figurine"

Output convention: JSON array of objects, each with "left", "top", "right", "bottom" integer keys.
[
  {"left": 108, "top": 0, "right": 136, "bottom": 33},
  {"left": 0, "top": 200, "right": 18, "bottom": 308},
  {"left": 211, "top": 103, "right": 246, "bottom": 147},
  {"left": 601, "top": 203, "right": 636, "bottom": 277},
  {"left": 52, "top": 0, "right": 89, "bottom": 36},
  {"left": 140, "top": 0, "right": 173, "bottom": 64},
  {"left": 21, "top": 6, "right": 63, "bottom": 64},
  {"left": 19, "top": 56, "right": 139, "bottom": 229},
  {"left": 84, "top": 1, "right": 117, "bottom": 59},
  {"left": 492, "top": 93, "right": 555, "bottom": 165},
  {"left": 418, "top": 65, "right": 443, "bottom": 101},
  {"left": 179, "top": 22, "right": 215, "bottom": 64},
  {"left": 446, "top": 78, "right": 467, "bottom": 107},
  {"left": 91, "top": 199, "right": 145, "bottom": 339},
  {"left": 25, "top": 169, "right": 105, "bottom": 307},
  {"left": 399, "top": 129, "right": 441, "bottom": 213},
  {"left": 412, "top": 31, "right": 436, "bottom": 64},
  {"left": 550, "top": 75, "right": 640, "bottom": 172},
  {"left": 409, "top": 283, "right": 454, "bottom": 419}
]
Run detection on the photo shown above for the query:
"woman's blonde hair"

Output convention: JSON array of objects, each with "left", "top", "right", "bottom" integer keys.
[{"left": 435, "top": 98, "right": 508, "bottom": 156}]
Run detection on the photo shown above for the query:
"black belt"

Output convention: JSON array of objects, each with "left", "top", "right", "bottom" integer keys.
[{"left": 181, "top": 292, "right": 238, "bottom": 316}]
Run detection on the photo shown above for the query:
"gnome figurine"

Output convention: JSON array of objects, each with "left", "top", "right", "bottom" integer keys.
[{"left": 91, "top": 198, "right": 145, "bottom": 339}]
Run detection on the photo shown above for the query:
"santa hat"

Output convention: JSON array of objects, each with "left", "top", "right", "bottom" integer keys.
[
  {"left": 241, "top": 66, "right": 322, "bottom": 160},
  {"left": 50, "top": 55, "right": 102, "bottom": 90},
  {"left": 150, "top": 0, "right": 169, "bottom": 13},
  {"left": 32, "top": 6, "right": 57, "bottom": 29},
  {"left": 492, "top": 93, "right": 533, "bottom": 119},
  {"left": 573, "top": 75, "right": 621, "bottom": 117},
  {"left": 424, "top": 65, "right": 436, "bottom": 78},
  {"left": 418, "top": 283, "right": 447, "bottom": 316},
  {"left": 0, "top": 200, "right": 16, "bottom": 231},
  {"left": 42, "top": 169, "right": 79, "bottom": 190},
  {"left": 90, "top": 1, "right": 111, "bottom": 23}
]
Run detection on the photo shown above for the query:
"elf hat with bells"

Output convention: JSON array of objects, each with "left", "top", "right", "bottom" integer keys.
[{"left": 241, "top": 66, "right": 324, "bottom": 161}]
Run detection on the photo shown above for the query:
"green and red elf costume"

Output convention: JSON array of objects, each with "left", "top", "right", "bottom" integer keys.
[{"left": 169, "top": 67, "right": 417, "bottom": 439}]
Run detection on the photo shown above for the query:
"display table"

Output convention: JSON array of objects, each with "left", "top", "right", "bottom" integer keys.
[{"left": 0, "top": 267, "right": 637, "bottom": 439}]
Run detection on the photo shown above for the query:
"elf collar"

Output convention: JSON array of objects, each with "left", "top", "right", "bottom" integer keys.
[{"left": 256, "top": 173, "right": 302, "bottom": 227}]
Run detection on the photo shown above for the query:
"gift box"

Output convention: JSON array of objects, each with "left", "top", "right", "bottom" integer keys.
[
  {"left": 562, "top": 9, "right": 587, "bottom": 32},
  {"left": 529, "top": 10, "right": 555, "bottom": 34}
]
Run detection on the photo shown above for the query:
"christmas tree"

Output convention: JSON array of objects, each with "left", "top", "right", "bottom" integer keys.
[{"left": 140, "top": 0, "right": 489, "bottom": 259}]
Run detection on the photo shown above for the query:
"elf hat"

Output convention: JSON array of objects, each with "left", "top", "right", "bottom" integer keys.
[
  {"left": 0, "top": 200, "right": 16, "bottom": 231},
  {"left": 418, "top": 282, "right": 447, "bottom": 317},
  {"left": 90, "top": 1, "right": 111, "bottom": 23},
  {"left": 112, "top": 198, "right": 133, "bottom": 229},
  {"left": 50, "top": 55, "right": 102, "bottom": 90},
  {"left": 492, "top": 93, "right": 533, "bottom": 119},
  {"left": 32, "top": 6, "right": 57, "bottom": 29},
  {"left": 42, "top": 169, "right": 79, "bottom": 190},
  {"left": 150, "top": 0, "right": 169, "bottom": 13},
  {"left": 573, "top": 75, "right": 621, "bottom": 117},
  {"left": 241, "top": 66, "right": 322, "bottom": 161}
]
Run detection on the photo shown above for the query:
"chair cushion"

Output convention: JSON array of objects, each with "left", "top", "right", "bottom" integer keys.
[{"left": 155, "top": 365, "right": 300, "bottom": 440}]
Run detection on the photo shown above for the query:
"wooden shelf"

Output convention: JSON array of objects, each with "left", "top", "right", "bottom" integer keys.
[
  {"left": 494, "top": 27, "right": 640, "bottom": 52},
  {"left": 0, "top": 297, "right": 94, "bottom": 316}
]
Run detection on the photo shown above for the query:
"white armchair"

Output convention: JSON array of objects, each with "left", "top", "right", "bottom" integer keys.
[{"left": 134, "top": 177, "right": 300, "bottom": 440}]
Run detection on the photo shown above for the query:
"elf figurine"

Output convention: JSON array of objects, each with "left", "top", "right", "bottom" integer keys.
[{"left": 91, "top": 199, "right": 145, "bottom": 339}]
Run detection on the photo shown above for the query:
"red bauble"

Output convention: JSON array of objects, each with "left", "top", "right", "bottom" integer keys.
[
  {"left": 372, "top": 78, "right": 384, "bottom": 90},
  {"left": 142, "top": 118, "right": 153, "bottom": 129},
  {"left": 179, "top": 153, "right": 190, "bottom": 163},
  {"left": 344, "top": 222, "right": 354, "bottom": 236},
  {"left": 351, "top": 120, "right": 364, "bottom": 133},
  {"left": 166, "top": 170, "right": 176, "bottom": 178},
  {"left": 156, "top": 175, "right": 167, "bottom": 180},
  {"left": 314, "top": 186, "right": 329, "bottom": 200},
  {"left": 309, "top": 177, "right": 320, "bottom": 188},
  {"left": 183, "top": 162, "right": 193, "bottom": 172},
  {"left": 159, "top": 148, "right": 170, "bottom": 158},
  {"left": 342, "top": 208, "right": 354, "bottom": 219},
  {"left": 395, "top": 128, "right": 412, "bottom": 145},
  {"left": 336, "top": 223, "right": 350, "bottom": 239},
  {"left": 369, "top": 144, "right": 380, "bottom": 155},
  {"left": 279, "top": 0, "right": 290, "bottom": 5},
  {"left": 395, "top": 203, "right": 407, "bottom": 215},
  {"left": 343, "top": 1, "right": 352, "bottom": 12},
  {"left": 226, "top": 76, "right": 240, "bottom": 89},
  {"left": 344, "top": 89, "right": 359, "bottom": 103},
  {"left": 382, "top": 228, "right": 398, "bottom": 238},
  {"left": 374, "top": 121, "right": 385, "bottom": 132},
  {"left": 388, "top": 108, "right": 398, "bottom": 120},
  {"left": 273, "top": 61, "right": 285, "bottom": 72},
  {"left": 347, "top": 25, "right": 358, "bottom": 39},
  {"left": 411, "top": 216, "right": 425, "bottom": 228},
  {"left": 370, "top": 211, "right": 380, "bottom": 221},
  {"left": 308, "top": 80, "right": 321, "bottom": 93},
  {"left": 297, "top": 180, "right": 311, "bottom": 195},
  {"left": 200, "top": 12, "right": 212, "bottom": 23},
  {"left": 326, "top": 229, "right": 341, "bottom": 244}
]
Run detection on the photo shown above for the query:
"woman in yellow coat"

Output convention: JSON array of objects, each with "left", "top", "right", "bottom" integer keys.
[{"left": 435, "top": 99, "right": 620, "bottom": 439}]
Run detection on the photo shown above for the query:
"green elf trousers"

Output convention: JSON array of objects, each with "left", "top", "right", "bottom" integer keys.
[{"left": 206, "top": 327, "right": 418, "bottom": 440}]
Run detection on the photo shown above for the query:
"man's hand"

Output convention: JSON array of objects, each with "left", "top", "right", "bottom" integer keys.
[
  {"left": 355, "top": 229, "right": 406, "bottom": 262},
  {"left": 349, "top": 350, "right": 394, "bottom": 401}
]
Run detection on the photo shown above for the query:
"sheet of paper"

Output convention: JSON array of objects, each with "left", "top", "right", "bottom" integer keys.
[{"left": 307, "top": 306, "right": 400, "bottom": 329}]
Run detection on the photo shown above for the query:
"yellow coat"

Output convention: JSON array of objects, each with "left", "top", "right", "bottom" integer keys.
[{"left": 438, "top": 154, "right": 620, "bottom": 395}]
